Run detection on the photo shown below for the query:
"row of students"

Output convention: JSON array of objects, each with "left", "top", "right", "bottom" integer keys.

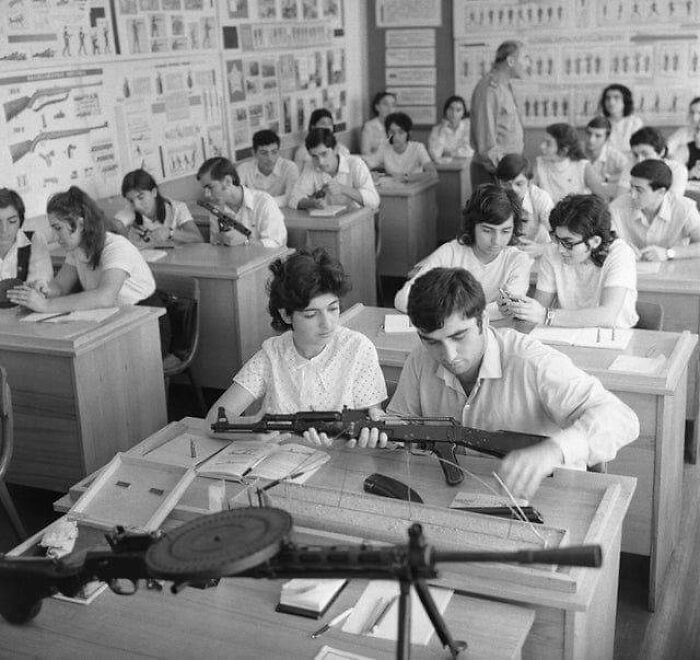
[{"left": 207, "top": 248, "right": 639, "bottom": 499}]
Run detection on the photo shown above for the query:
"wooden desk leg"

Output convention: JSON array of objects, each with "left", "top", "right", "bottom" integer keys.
[{"left": 689, "top": 358, "right": 699, "bottom": 464}]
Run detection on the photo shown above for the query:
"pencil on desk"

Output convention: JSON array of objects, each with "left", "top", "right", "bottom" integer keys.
[
  {"left": 189, "top": 439, "right": 197, "bottom": 459},
  {"left": 612, "top": 327, "right": 616, "bottom": 341}
]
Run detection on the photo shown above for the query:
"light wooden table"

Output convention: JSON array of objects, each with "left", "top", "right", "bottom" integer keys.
[
  {"left": 340, "top": 304, "right": 696, "bottom": 611},
  {"left": 375, "top": 175, "right": 438, "bottom": 278},
  {"left": 434, "top": 158, "right": 471, "bottom": 245},
  {"left": 148, "top": 243, "right": 292, "bottom": 390},
  {"left": 55, "top": 417, "right": 635, "bottom": 659},
  {"left": 282, "top": 206, "right": 377, "bottom": 308},
  {"left": 0, "top": 307, "right": 166, "bottom": 492}
]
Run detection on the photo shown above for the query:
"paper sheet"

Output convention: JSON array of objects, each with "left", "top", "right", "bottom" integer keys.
[
  {"left": 608, "top": 354, "right": 666, "bottom": 374},
  {"left": 530, "top": 326, "right": 632, "bottom": 350},
  {"left": 140, "top": 249, "right": 168, "bottom": 263},
  {"left": 309, "top": 205, "right": 346, "bottom": 217},
  {"left": 384, "top": 314, "right": 416, "bottom": 334},
  {"left": 142, "top": 432, "right": 230, "bottom": 468},
  {"left": 21, "top": 308, "right": 120, "bottom": 323}
]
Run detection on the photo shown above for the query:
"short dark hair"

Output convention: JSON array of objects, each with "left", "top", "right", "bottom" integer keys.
[
  {"left": 495, "top": 153, "right": 530, "bottom": 182},
  {"left": 494, "top": 40, "right": 522, "bottom": 65},
  {"left": 549, "top": 194, "right": 616, "bottom": 267},
  {"left": 196, "top": 157, "right": 240, "bottom": 186},
  {"left": 0, "top": 188, "right": 25, "bottom": 227},
  {"left": 308, "top": 108, "right": 334, "bottom": 131},
  {"left": 690, "top": 97, "right": 700, "bottom": 108},
  {"left": 371, "top": 90, "right": 396, "bottom": 116},
  {"left": 407, "top": 267, "right": 486, "bottom": 334},
  {"left": 47, "top": 186, "right": 106, "bottom": 269},
  {"left": 121, "top": 169, "right": 169, "bottom": 226},
  {"left": 546, "top": 122, "right": 586, "bottom": 160},
  {"left": 385, "top": 111, "right": 412, "bottom": 136},
  {"left": 458, "top": 184, "right": 522, "bottom": 245},
  {"left": 630, "top": 126, "right": 667, "bottom": 157},
  {"left": 600, "top": 84, "right": 634, "bottom": 117},
  {"left": 442, "top": 95, "right": 468, "bottom": 119},
  {"left": 586, "top": 115, "right": 612, "bottom": 137},
  {"left": 630, "top": 160, "right": 673, "bottom": 191},
  {"left": 267, "top": 248, "right": 351, "bottom": 332},
  {"left": 252, "top": 129, "right": 280, "bottom": 151},
  {"left": 305, "top": 127, "right": 336, "bottom": 151}
]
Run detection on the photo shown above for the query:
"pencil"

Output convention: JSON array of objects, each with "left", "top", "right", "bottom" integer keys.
[{"left": 190, "top": 439, "right": 197, "bottom": 459}]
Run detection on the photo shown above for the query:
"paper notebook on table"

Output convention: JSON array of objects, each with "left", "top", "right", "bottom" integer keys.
[
  {"left": 608, "top": 354, "right": 666, "bottom": 374},
  {"left": 530, "top": 326, "right": 632, "bottom": 350},
  {"left": 140, "top": 249, "right": 168, "bottom": 263},
  {"left": 21, "top": 308, "right": 119, "bottom": 323},
  {"left": 277, "top": 578, "right": 347, "bottom": 618},
  {"left": 142, "top": 432, "right": 230, "bottom": 468},
  {"left": 309, "top": 205, "right": 346, "bottom": 217},
  {"left": 196, "top": 440, "right": 330, "bottom": 483},
  {"left": 384, "top": 314, "right": 416, "bottom": 334}
]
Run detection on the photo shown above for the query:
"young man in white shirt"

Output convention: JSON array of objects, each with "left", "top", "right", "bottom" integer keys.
[
  {"left": 387, "top": 267, "right": 639, "bottom": 498},
  {"left": 610, "top": 159, "right": 700, "bottom": 261},
  {"left": 584, "top": 116, "right": 628, "bottom": 199},
  {"left": 237, "top": 130, "right": 299, "bottom": 208},
  {"left": 288, "top": 129, "right": 380, "bottom": 211},
  {"left": 196, "top": 157, "right": 287, "bottom": 248}
]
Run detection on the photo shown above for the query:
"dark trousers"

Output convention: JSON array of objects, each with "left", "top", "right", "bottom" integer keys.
[{"left": 470, "top": 159, "right": 496, "bottom": 190}]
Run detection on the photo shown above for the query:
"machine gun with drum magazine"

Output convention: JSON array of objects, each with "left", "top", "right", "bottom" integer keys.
[{"left": 211, "top": 406, "right": 546, "bottom": 487}]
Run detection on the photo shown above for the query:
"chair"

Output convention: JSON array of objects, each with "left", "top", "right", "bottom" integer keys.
[
  {"left": 0, "top": 366, "right": 27, "bottom": 541},
  {"left": 153, "top": 273, "right": 206, "bottom": 417},
  {"left": 635, "top": 301, "right": 664, "bottom": 331}
]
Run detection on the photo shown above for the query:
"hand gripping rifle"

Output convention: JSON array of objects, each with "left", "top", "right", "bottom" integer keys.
[
  {"left": 0, "top": 508, "right": 602, "bottom": 660},
  {"left": 211, "top": 407, "right": 546, "bottom": 486},
  {"left": 196, "top": 200, "right": 252, "bottom": 239}
]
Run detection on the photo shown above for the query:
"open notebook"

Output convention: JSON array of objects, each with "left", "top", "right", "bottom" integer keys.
[
  {"left": 530, "top": 326, "right": 632, "bottom": 350},
  {"left": 309, "top": 205, "right": 346, "bottom": 217},
  {"left": 21, "top": 308, "right": 120, "bottom": 323}
]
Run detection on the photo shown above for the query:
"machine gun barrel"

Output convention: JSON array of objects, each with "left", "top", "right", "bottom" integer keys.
[{"left": 196, "top": 200, "right": 252, "bottom": 238}]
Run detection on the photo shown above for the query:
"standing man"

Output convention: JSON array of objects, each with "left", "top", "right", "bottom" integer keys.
[
  {"left": 196, "top": 157, "right": 287, "bottom": 247},
  {"left": 469, "top": 41, "right": 527, "bottom": 189}
]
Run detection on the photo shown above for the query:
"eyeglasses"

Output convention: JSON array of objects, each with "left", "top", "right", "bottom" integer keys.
[{"left": 550, "top": 233, "right": 587, "bottom": 251}]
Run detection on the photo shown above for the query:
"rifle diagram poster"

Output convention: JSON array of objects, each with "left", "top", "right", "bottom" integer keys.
[{"left": 453, "top": 0, "right": 700, "bottom": 128}]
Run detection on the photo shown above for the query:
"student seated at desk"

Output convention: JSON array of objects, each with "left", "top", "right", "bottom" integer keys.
[
  {"left": 394, "top": 184, "right": 531, "bottom": 314},
  {"left": 196, "top": 157, "right": 287, "bottom": 248},
  {"left": 505, "top": 194, "right": 639, "bottom": 329},
  {"left": 288, "top": 129, "right": 380, "bottom": 211},
  {"left": 616, "top": 127, "right": 688, "bottom": 199},
  {"left": 8, "top": 186, "right": 156, "bottom": 312},
  {"left": 533, "top": 123, "right": 607, "bottom": 204},
  {"left": 294, "top": 109, "right": 350, "bottom": 170},
  {"left": 116, "top": 169, "right": 204, "bottom": 248},
  {"left": 584, "top": 116, "right": 629, "bottom": 198},
  {"left": 364, "top": 112, "right": 437, "bottom": 182},
  {"left": 206, "top": 248, "right": 388, "bottom": 448},
  {"left": 599, "top": 83, "right": 643, "bottom": 158},
  {"left": 687, "top": 125, "right": 700, "bottom": 181},
  {"left": 666, "top": 96, "right": 700, "bottom": 164},
  {"left": 0, "top": 188, "right": 52, "bottom": 287},
  {"left": 428, "top": 95, "right": 474, "bottom": 161},
  {"left": 361, "top": 90, "right": 396, "bottom": 157},
  {"left": 237, "top": 129, "right": 299, "bottom": 208},
  {"left": 609, "top": 159, "right": 700, "bottom": 261},
  {"left": 387, "top": 267, "right": 639, "bottom": 498},
  {"left": 495, "top": 154, "right": 553, "bottom": 258}
]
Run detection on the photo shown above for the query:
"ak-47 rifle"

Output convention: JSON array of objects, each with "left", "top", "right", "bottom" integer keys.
[
  {"left": 211, "top": 407, "right": 546, "bottom": 486},
  {"left": 10, "top": 122, "right": 108, "bottom": 163},
  {"left": 4, "top": 83, "right": 97, "bottom": 122},
  {"left": 196, "top": 200, "right": 252, "bottom": 239}
]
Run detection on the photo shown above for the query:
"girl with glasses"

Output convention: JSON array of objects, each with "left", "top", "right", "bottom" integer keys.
[{"left": 504, "top": 194, "right": 638, "bottom": 328}]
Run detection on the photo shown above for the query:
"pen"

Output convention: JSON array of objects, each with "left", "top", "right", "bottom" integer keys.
[
  {"left": 189, "top": 439, "right": 197, "bottom": 459},
  {"left": 370, "top": 595, "right": 398, "bottom": 633},
  {"left": 37, "top": 312, "right": 71, "bottom": 323},
  {"left": 310, "top": 607, "right": 353, "bottom": 639},
  {"left": 361, "top": 597, "right": 387, "bottom": 635},
  {"left": 596, "top": 327, "right": 601, "bottom": 343}
]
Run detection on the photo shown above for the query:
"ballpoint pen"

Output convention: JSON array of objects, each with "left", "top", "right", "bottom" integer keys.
[
  {"left": 310, "top": 607, "right": 353, "bottom": 638},
  {"left": 369, "top": 595, "right": 398, "bottom": 634}
]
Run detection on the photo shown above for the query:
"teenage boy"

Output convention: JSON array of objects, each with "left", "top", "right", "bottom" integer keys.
[{"left": 584, "top": 116, "right": 628, "bottom": 198}]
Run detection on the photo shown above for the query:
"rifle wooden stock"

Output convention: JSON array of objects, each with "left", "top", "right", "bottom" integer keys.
[
  {"left": 10, "top": 122, "right": 108, "bottom": 163},
  {"left": 4, "top": 83, "right": 97, "bottom": 122}
]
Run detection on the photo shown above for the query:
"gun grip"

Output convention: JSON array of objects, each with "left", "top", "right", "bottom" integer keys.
[{"left": 432, "top": 443, "right": 464, "bottom": 486}]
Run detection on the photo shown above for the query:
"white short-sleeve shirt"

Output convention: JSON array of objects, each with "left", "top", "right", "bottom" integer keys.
[
  {"left": 64, "top": 232, "right": 156, "bottom": 305},
  {"left": 361, "top": 117, "right": 387, "bottom": 156},
  {"left": 0, "top": 230, "right": 53, "bottom": 284},
  {"left": 233, "top": 326, "right": 387, "bottom": 414},
  {"left": 237, "top": 157, "right": 299, "bottom": 208},
  {"left": 534, "top": 157, "right": 589, "bottom": 204},
  {"left": 116, "top": 199, "right": 193, "bottom": 232},
  {"left": 367, "top": 141, "right": 432, "bottom": 177},
  {"left": 537, "top": 239, "right": 638, "bottom": 328}
]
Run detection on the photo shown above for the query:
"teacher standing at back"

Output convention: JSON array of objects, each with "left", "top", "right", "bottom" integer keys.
[{"left": 469, "top": 41, "right": 527, "bottom": 189}]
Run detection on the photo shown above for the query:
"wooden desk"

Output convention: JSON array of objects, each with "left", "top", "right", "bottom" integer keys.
[
  {"left": 434, "top": 158, "right": 471, "bottom": 245},
  {"left": 0, "top": 307, "right": 166, "bottom": 492},
  {"left": 375, "top": 176, "right": 438, "bottom": 278},
  {"left": 340, "top": 304, "right": 696, "bottom": 611},
  {"left": 148, "top": 244, "right": 291, "bottom": 390},
  {"left": 282, "top": 207, "right": 377, "bottom": 307},
  {"left": 56, "top": 417, "right": 635, "bottom": 659}
]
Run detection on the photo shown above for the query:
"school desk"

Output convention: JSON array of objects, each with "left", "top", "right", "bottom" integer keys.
[
  {"left": 148, "top": 243, "right": 292, "bottom": 390},
  {"left": 0, "top": 306, "right": 166, "bottom": 492},
  {"left": 434, "top": 157, "right": 472, "bottom": 244},
  {"left": 282, "top": 206, "right": 377, "bottom": 307},
  {"left": 374, "top": 175, "right": 439, "bottom": 278},
  {"left": 339, "top": 303, "right": 697, "bottom": 611},
  {"left": 54, "top": 416, "right": 635, "bottom": 659}
]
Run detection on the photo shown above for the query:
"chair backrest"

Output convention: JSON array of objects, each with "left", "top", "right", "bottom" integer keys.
[
  {"left": 0, "top": 366, "right": 14, "bottom": 482},
  {"left": 635, "top": 301, "right": 664, "bottom": 331},
  {"left": 152, "top": 272, "right": 201, "bottom": 372}
]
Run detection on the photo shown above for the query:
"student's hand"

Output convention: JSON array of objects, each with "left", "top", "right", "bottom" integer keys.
[
  {"left": 325, "top": 180, "right": 345, "bottom": 199},
  {"left": 507, "top": 297, "right": 546, "bottom": 324},
  {"left": 149, "top": 225, "right": 170, "bottom": 243},
  {"left": 6, "top": 284, "right": 49, "bottom": 312},
  {"left": 498, "top": 439, "right": 564, "bottom": 499},
  {"left": 27, "top": 280, "right": 50, "bottom": 297},
  {"left": 302, "top": 197, "right": 326, "bottom": 210},
  {"left": 516, "top": 238, "right": 546, "bottom": 258},
  {"left": 640, "top": 245, "right": 668, "bottom": 262},
  {"left": 346, "top": 407, "right": 389, "bottom": 449}
]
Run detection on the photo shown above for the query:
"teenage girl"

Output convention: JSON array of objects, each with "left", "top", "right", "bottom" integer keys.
[
  {"left": 361, "top": 91, "right": 396, "bottom": 157},
  {"left": 428, "top": 95, "right": 474, "bottom": 161},
  {"left": 599, "top": 83, "right": 643, "bottom": 157}
]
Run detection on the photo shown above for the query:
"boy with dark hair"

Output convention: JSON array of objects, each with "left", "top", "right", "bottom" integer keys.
[
  {"left": 584, "top": 116, "right": 628, "bottom": 195},
  {"left": 387, "top": 267, "right": 639, "bottom": 498}
]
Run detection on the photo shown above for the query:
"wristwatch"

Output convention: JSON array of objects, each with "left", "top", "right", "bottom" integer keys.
[
  {"left": 544, "top": 307, "right": 555, "bottom": 326},
  {"left": 168, "top": 227, "right": 175, "bottom": 240},
  {"left": 666, "top": 248, "right": 676, "bottom": 260}
]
